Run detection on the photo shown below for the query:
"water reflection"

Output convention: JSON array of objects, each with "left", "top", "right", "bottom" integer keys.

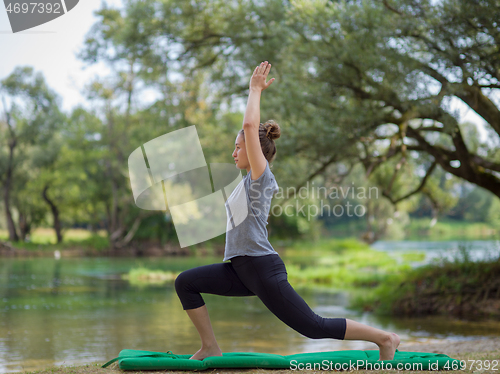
[{"left": 1, "top": 255, "right": 500, "bottom": 373}]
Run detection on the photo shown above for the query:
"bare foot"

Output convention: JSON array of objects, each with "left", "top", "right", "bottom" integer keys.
[
  {"left": 378, "top": 332, "right": 400, "bottom": 361},
  {"left": 189, "top": 346, "right": 223, "bottom": 360}
]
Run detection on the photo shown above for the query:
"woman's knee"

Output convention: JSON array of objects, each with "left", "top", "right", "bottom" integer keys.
[
  {"left": 174, "top": 269, "right": 193, "bottom": 296},
  {"left": 174, "top": 269, "right": 206, "bottom": 310}
]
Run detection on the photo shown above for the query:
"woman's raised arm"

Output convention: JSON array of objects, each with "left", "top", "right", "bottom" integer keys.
[{"left": 242, "top": 61, "right": 275, "bottom": 180}]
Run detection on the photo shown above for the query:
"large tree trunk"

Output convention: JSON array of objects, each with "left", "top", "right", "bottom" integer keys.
[
  {"left": 3, "top": 191, "right": 18, "bottom": 242},
  {"left": 42, "top": 185, "right": 63, "bottom": 243},
  {"left": 3, "top": 138, "right": 19, "bottom": 242},
  {"left": 18, "top": 211, "right": 31, "bottom": 241},
  {"left": 106, "top": 168, "right": 124, "bottom": 250}
]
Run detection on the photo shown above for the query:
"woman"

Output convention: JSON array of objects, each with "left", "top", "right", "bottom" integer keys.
[{"left": 175, "top": 61, "right": 400, "bottom": 361}]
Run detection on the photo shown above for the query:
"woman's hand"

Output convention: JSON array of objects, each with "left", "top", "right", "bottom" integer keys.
[{"left": 249, "top": 61, "right": 275, "bottom": 92}]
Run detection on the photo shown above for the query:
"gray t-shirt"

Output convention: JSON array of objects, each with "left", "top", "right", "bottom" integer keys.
[{"left": 223, "top": 160, "right": 279, "bottom": 261}]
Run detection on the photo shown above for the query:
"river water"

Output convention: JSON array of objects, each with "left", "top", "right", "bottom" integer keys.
[{"left": 1, "top": 241, "right": 500, "bottom": 373}]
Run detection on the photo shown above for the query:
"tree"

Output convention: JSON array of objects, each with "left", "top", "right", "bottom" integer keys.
[
  {"left": 78, "top": 0, "right": 500, "bottom": 244},
  {"left": 0, "top": 67, "right": 63, "bottom": 242},
  {"left": 282, "top": 0, "right": 500, "bottom": 200}
]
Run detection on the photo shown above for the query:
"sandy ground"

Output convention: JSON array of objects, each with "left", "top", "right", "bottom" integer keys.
[{"left": 398, "top": 337, "right": 500, "bottom": 356}]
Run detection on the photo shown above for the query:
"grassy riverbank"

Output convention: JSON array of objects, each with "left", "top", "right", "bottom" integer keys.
[
  {"left": 352, "top": 255, "right": 500, "bottom": 319},
  {"left": 276, "top": 237, "right": 500, "bottom": 319},
  {"left": 1, "top": 217, "right": 498, "bottom": 256},
  {"left": 327, "top": 218, "right": 498, "bottom": 241},
  {"left": 0, "top": 228, "right": 216, "bottom": 256},
  {"left": 274, "top": 237, "right": 500, "bottom": 319},
  {"left": 404, "top": 218, "right": 499, "bottom": 241},
  {"left": 282, "top": 238, "right": 424, "bottom": 292},
  {"left": 0, "top": 228, "right": 110, "bottom": 252},
  {"left": 121, "top": 267, "right": 178, "bottom": 286}
]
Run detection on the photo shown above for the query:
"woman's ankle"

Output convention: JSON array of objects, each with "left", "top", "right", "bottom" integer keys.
[
  {"left": 201, "top": 343, "right": 221, "bottom": 351},
  {"left": 376, "top": 332, "right": 393, "bottom": 348}
]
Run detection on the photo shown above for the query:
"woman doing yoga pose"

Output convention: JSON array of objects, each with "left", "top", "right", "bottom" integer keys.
[{"left": 175, "top": 61, "right": 400, "bottom": 361}]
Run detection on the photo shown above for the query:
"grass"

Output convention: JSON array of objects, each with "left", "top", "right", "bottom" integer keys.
[
  {"left": 277, "top": 237, "right": 500, "bottom": 319},
  {"left": 350, "top": 245, "right": 500, "bottom": 317},
  {"left": 282, "top": 237, "right": 423, "bottom": 292},
  {"left": 121, "top": 267, "right": 178, "bottom": 286},
  {"left": 323, "top": 217, "right": 499, "bottom": 241},
  {"left": 0, "top": 228, "right": 110, "bottom": 251},
  {"left": 404, "top": 218, "right": 499, "bottom": 241},
  {"left": 19, "top": 349, "right": 500, "bottom": 374}
]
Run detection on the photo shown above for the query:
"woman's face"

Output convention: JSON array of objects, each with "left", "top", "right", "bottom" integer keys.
[{"left": 232, "top": 133, "right": 250, "bottom": 172}]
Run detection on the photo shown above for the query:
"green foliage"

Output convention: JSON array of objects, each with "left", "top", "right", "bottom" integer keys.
[
  {"left": 133, "top": 214, "right": 177, "bottom": 245},
  {"left": 350, "top": 245, "right": 500, "bottom": 316},
  {"left": 286, "top": 237, "right": 370, "bottom": 254},
  {"left": 449, "top": 184, "right": 498, "bottom": 222},
  {"left": 404, "top": 218, "right": 498, "bottom": 241},
  {"left": 62, "top": 234, "right": 110, "bottom": 251},
  {"left": 0, "top": 229, "right": 110, "bottom": 251},
  {"left": 400, "top": 252, "right": 426, "bottom": 262},
  {"left": 0, "top": 66, "right": 67, "bottom": 241},
  {"left": 268, "top": 213, "right": 303, "bottom": 240},
  {"left": 283, "top": 237, "right": 418, "bottom": 292},
  {"left": 486, "top": 198, "right": 500, "bottom": 227},
  {"left": 122, "top": 267, "right": 178, "bottom": 287}
]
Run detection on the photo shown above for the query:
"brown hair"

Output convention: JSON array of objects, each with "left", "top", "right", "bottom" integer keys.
[{"left": 238, "top": 120, "right": 281, "bottom": 164}]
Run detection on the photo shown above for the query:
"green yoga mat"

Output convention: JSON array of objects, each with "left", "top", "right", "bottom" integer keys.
[{"left": 102, "top": 349, "right": 460, "bottom": 371}]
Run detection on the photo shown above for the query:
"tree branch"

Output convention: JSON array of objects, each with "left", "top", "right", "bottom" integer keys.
[
  {"left": 361, "top": 135, "right": 402, "bottom": 177},
  {"left": 383, "top": 161, "right": 438, "bottom": 205},
  {"left": 454, "top": 83, "right": 500, "bottom": 136},
  {"left": 277, "top": 153, "right": 340, "bottom": 208},
  {"left": 114, "top": 211, "right": 158, "bottom": 248},
  {"left": 382, "top": 0, "right": 404, "bottom": 15},
  {"left": 414, "top": 126, "right": 446, "bottom": 133},
  {"left": 383, "top": 155, "right": 407, "bottom": 198}
]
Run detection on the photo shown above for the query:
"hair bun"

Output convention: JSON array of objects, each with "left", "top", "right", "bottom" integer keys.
[{"left": 263, "top": 120, "right": 281, "bottom": 141}]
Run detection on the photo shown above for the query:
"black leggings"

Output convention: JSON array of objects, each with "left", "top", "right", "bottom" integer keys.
[{"left": 174, "top": 254, "right": 346, "bottom": 340}]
